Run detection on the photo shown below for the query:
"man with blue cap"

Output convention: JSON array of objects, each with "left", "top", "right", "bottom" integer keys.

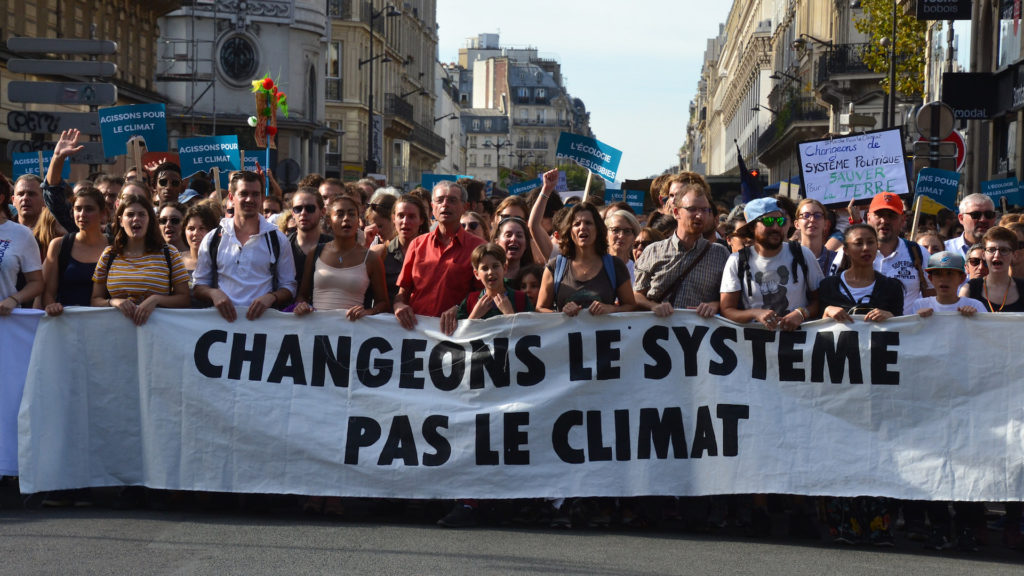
[{"left": 720, "top": 196, "right": 822, "bottom": 329}]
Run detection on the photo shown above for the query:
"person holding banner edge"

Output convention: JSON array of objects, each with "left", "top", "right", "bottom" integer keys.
[{"left": 0, "top": 174, "right": 43, "bottom": 316}]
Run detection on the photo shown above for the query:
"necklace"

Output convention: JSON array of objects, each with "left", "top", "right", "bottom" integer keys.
[
  {"left": 983, "top": 276, "right": 1011, "bottom": 312},
  {"left": 336, "top": 245, "right": 359, "bottom": 265}
]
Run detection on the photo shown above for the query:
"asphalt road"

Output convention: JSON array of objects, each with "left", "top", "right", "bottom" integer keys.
[{"left": 2, "top": 495, "right": 1022, "bottom": 576}]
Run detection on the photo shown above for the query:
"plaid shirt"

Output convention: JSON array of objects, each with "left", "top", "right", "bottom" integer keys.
[{"left": 633, "top": 235, "right": 730, "bottom": 308}]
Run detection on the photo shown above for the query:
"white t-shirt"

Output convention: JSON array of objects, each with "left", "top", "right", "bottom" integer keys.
[
  {"left": 721, "top": 244, "right": 823, "bottom": 314},
  {"left": 0, "top": 219, "right": 42, "bottom": 299},
  {"left": 840, "top": 271, "right": 875, "bottom": 304},
  {"left": 832, "top": 239, "right": 932, "bottom": 315},
  {"left": 908, "top": 296, "right": 987, "bottom": 315}
]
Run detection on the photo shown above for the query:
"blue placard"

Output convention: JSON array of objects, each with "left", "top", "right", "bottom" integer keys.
[
  {"left": 420, "top": 173, "right": 472, "bottom": 191},
  {"left": 914, "top": 168, "right": 960, "bottom": 210},
  {"left": 98, "top": 103, "right": 168, "bottom": 158},
  {"left": 11, "top": 152, "right": 71, "bottom": 180},
  {"left": 604, "top": 188, "right": 645, "bottom": 214},
  {"left": 178, "top": 136, "right": 241, "bottom": 188},
  {"left": 555, "top": 132, "right": 623, "bottom": 183},
  {"left": 980, "top": 177, "right": 1022, "bottom": 206},
  {"left": 241, "top": 149, "right": 278, "bottom": 174},
  {"left": 509, "top": 178, "right": 542, "bottom": 196},
  {"left": 555, "top": 170, "right": 568, "bottom": 192}
]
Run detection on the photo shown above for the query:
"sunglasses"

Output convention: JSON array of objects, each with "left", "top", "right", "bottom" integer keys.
[
  {"left": 633, "top": 240, "right": 652, "bottom": 251},
  {"left": 291, "top": 204, "right": 318, "bottom": 214},
  {"left": 461, "top": 221, "right": 480, "bottom": 231},
  {"left": 965, "top": 210, "right": 996, "bottom": 220},
  {"left": 968, "top": 258, "right": 988, "bottom": 267},
  {"left": 369, "top": 202, "right": 391, "bottom": 213},
  {"left": 759, "top": 216, "right": 787, "bottom": 227},
  {"left": 158, "top": 178, "right": 181, "bottom": 187},
  {"left": 158, "top": 217, "right": 181, "bottom": 226}
]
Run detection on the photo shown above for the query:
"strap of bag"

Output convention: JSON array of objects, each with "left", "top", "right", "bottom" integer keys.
[{"left": 658, "top": 240, "right": 712, "bottom": 304}]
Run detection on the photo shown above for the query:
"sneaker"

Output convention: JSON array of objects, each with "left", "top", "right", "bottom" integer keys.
[
  {"left": 833, "top": 527, "right": 860, "bottom": 545},
  {"left": 437, "top": 503, "right": 477, "bottom": 528},
  {"left": 925, "top": 530, "right": 952, "bottom": 551},
  {"left": 869, "top": 531, "right": 895, "bottom": 547},
  {"left": 550, "top": 507, "right": 572, "bottom": 529}
]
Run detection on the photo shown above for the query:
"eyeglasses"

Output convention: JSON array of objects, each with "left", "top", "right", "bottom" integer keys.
[
  {"left": 158, "top": 178, "right": 181, "bottom": 187},
  {"left": 797, "top": 212, "right": 824, "bottom": 221},
  {"left": 679, "top": 205, "right": 713, "bottom": 216},
  {"left": 633, "top": 240, "right": 652, "bottom": 251},
  {"left": 461, "top": 221, "right": 480, "bottom": 231},
  {"left": 158, "top": 217, "right": 181, "bottom": 226},
  {"left": 291, "top": 204, "right": 318, "bottom": 214},
  {"left": 984, "top": 246, "right": 1014, "bottom": 255},
  {"left": 965, "top": 210, "right": 997, "bottom": 220},
  {"left": 968, "top": 258, "right": 988, "bottom": 267},
  {"left": 608, "top": 226, "right": 635, "bottom": 236},
  {"left": 759, "top": 216, "right": 787, "bottom": 227}
]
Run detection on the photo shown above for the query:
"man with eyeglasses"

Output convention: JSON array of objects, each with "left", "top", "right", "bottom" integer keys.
[
  {"left": 830, "top": 192, "right": 934, "bottom": 314},
  {"left": 154, "top": 162, "right": 185, "bottom": 205},
  {"left": 287, "top": 187, "right": 332, "bottom": 282},
  {"left": 721, "top": 197, "right": 822, "bottom": 329},
  {"left": 634, "top": 172, "right": 729, "bottom": 318},
  {"left": 945, "top": 193, "right": 997, "bottom": 257},
  {"left": 193, "top": 171, "right": 296, "bottom": 321}
]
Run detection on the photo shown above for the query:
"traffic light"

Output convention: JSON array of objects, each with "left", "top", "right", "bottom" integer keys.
[{"left": 748, "top": 168, "right": 760, "bottom": 179}]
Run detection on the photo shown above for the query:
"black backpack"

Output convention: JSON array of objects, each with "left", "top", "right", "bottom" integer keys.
[
  {"left": 207, "top": 225, "right": 281, "bottom": 292},
  {"left": 737, "top": 240, "right": 809, "bottom": 299}
]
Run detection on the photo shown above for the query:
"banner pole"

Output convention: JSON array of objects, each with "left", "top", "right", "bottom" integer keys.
[
  {"left": 239, "top": 151, "right": 245, "bottom": 173},
  {"left": 212, "top": 167, "right": 221, "bottom": 196},
  {"left": 265, "top": 143, "right": 271, "bottom": 197},
  {"left": 909, "top": 195, "right": 923, "bottom": 241},
  {"left": 1001, "top": 195, "right": 1009, "bottom": 214},
  {"left": 37, "top": 151, "right": 44, "bottom": 179},
  {"left": 583, "top": 169, "right": 593, "bottom": 202}
]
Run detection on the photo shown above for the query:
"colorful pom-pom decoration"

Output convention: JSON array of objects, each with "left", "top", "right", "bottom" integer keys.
[{"left": 247, "top": 116, "right": 258, "bottom": 127}]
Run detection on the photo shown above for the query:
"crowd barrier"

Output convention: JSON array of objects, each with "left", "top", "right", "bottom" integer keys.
[{"left": 2, "top": 308, "right": 1022, "bottom": 500}]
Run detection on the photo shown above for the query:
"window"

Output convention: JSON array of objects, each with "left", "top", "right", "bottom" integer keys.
[
  {"left": 472, "top": 119, "right": 480, "bottom": 130},
  {"left": 326, "top": 41, "right": 342, "bottom": 101},
  {"left": 517, "top": 87, "right": 530, "bottom": 101},
  {"left": 468, "top": 135, "right": 477, "bottom": 148},
  {"left": 483, "top": 154, "right": 492, "bottom": 167},
  {"left": 220, "top": 35, "right": 259, "bottom": 84},
  {"left": 327, "top": 0, "right": 353, "bottom": 19},
  {"left": 469, "top": 153, "right": 477, "bottom": 167},
  {"left": 536, "top": 88, "right": 546, "bottom": 99},
  {"left": 536, "top": 109, "right": 546, "bottom": 124},
  {"left": 484, "top": 119, "right": 492, "bottom": 131},
  {"left": 519, "top": 109, "right": 528, "bottom": 121}
]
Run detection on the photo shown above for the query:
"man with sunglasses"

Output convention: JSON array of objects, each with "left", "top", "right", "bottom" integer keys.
[
  {"left": 287, "top": 187, "right": 332, "bottom": 282},
  {"left": 945, "top": 193, "right": 997, "bottom": 257},
  {"left": 721, "top": 197, "right": 822, "bottom": 329},
  {"left": 154, "top": 162, "right": 185, "bottom": 205}
]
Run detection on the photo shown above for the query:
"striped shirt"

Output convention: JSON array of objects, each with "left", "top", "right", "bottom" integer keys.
[{"left": 93, "top": 246, "right": 189, "bottom": 303}]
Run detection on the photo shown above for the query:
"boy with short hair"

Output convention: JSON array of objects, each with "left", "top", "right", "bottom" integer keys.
[
  {"left": 910, "top": 251, "right": 987, "bottom": 317},
  {"left": 455, "top": 242, "right": 533, "bottom": 322}
]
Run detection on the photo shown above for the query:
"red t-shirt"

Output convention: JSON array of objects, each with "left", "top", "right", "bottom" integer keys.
[{"left": 396, "top": 226, "right": 485, "bottom": 317}]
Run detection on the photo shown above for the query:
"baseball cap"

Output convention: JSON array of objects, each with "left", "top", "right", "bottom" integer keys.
[
  {"left": 178, "top": 188, "right": 200, "bottom": 204},
  {"left": 869, "top": 192, "right": 904, "bottom": 215},
  {"left": 925, "top": 250, "right": 966, "bottom": 273},
  {"left": 743, "top": 197, "right": 782, "bottom": 224}
]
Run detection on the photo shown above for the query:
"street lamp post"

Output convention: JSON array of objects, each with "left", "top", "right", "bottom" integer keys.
[
  {"left": 484, "top": 138, "right": 511, "bottom": 186},
  {"left": 359, "top": 4, "right": 400, "bottom": 176}
]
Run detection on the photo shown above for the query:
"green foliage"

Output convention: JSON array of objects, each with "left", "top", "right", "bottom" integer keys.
[
  {"left": 563, "top": 163, "right": 606, "bottom": 195},
  {"left": 853, "top": 0, "right": 927, "bottom": 99}
]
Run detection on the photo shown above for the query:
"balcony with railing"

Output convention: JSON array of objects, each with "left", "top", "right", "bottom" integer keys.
[
  {"left": 384, "top": 93, "right": 414, "bottom": 124},
  {"left": 410, "top": 121, "right": 446, "bottom": 157},
  {"left": 757, "top": 97, "right": 829, "bottom": 153},
  {"left": 815, "top": 43, "right": 877, "bottom": 86}
]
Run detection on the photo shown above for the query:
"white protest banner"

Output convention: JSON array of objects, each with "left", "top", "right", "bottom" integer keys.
[
  {"left": 798, "top": 128, "right": 910, "bottom": 205},
  {"left": 17, "top": 309, "right": 1024, "bottom": 500},
  {"left": 0, "top": 310, "right": 43, "bottom": 475}
]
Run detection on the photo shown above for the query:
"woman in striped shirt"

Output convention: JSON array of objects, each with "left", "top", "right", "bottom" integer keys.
[{"left": 91, "top": 193, "right": 190, "bottom": 325}]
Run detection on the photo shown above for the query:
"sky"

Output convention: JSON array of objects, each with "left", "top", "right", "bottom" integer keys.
[{"left": 436, "top": 0, "right": 735, "bottom": 181}]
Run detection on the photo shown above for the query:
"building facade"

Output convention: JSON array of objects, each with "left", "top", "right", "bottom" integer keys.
[{"left": 1, "top": 0, "right": 181, "bottom": 175}]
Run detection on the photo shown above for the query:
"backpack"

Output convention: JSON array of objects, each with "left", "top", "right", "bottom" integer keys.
[
  {"left": 552, "top": 253, "right": 617, "bottom": 307},
  {"left": 737, "top": 240, "right": 809, "bottom": 299},
  {"left": 901, "top": 237, "right": 925, "bottom": 279},
  {"left": 57, "top": 232, "right": 76, "bottom": 288},
  {"left": 207, "top": 225, "right": 280, "bottom": 292}
]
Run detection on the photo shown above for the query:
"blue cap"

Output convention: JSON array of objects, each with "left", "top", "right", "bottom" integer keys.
[
  {"left": 743, "top": 197, "right": 781, "bottom": 224},
  {"left": 925, "top": 250, "right": 966, "bottom": 273},
  {"left": 178, "top": 188, "right": 200, "bottom": 204}
]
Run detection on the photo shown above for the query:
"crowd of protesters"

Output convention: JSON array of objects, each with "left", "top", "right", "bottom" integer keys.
[{"left": 1, "top": 128, "right": 1023, "bottom": 552}]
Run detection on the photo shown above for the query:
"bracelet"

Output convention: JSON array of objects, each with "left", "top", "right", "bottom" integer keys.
[
  {"left": 7, "top": 295, "right": 19, "bottom": 307},
  {"left": 794, "top": 307, "right": 807, "bottom": 320},
  {"left": 271, "top": 292, "right": 278, "bottom": 305}
]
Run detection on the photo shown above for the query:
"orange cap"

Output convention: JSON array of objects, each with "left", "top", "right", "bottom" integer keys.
[{"left": 868, "top": 192, "right": 904, "bottom": 215}]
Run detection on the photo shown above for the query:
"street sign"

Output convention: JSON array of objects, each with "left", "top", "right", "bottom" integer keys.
[
  {"left": 6, "top": 111, "right": 100, "bottom": 135},
  {"left": 5, "top": 140, "right": 114, "bottom": 165},
  {"left": 916, "top": 131, "right": 966, "bottom": 171},
  {"left": 916, "top": 101, "right": 955, "bottom": 140},
  {"left": 6, "top": 37, "right": 117, "bottom": 55},
  {"left": 8, "top": 59, "right": 117, "bottom": 77},
  {"left": 913, "top": 156, "right": 958, "bottom": 173},
  {"left": 8, "top": 81, "right": 117, "bottom": 105},
  {"left": 912, "top": 141, "right": 958, "bottom": 157}
]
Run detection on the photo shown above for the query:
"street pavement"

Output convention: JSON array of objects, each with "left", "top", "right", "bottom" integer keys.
[{"left": 2, "top": 491, "right": 1022, "bottom": 576}]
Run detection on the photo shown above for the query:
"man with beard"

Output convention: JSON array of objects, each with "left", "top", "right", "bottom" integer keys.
[
  {"left": 634, "top": 172, "right": 729, "bottom": 317},
  {"left": 720, "top": 196, "right": 822, "bottom": 329},
  {"left": 393, "top": 180, "right": 484, "bottom": 333},
  {"left": 287, "top": 187, "right": 332, "bottom": 283},
  {"left": 193, "top": 171, "right": 296, "bottom": 321},
  {"left": 945, "top": 193, "right": 997, "bottom": 256},
  {"left": 829, "top": 192, "right": 933, "bottom": 314}
]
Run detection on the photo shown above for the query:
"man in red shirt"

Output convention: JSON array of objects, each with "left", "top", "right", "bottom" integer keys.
[{"left": 394, "top": 180, "right": 484, "bottom": 333}]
